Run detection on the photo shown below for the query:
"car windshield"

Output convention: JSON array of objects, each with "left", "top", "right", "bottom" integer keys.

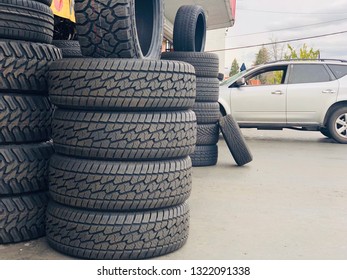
[{"left": 220, "top": 69, "right": 248, "bottom": 86}]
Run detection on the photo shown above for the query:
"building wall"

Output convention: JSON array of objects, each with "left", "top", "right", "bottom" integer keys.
[{"left": 205, "top": 28, "right": 227, "bottom": 76}]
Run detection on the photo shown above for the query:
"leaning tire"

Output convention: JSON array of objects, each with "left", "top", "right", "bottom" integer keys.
[
  {"left": 75, "top": 0, "right": 164, "bottom": 59},
  {"left": 193, "top": 102, "right": 220, "bottom": 124},
  {"left": 52, "top": 109, "right": 197, "bottom": 160},
  {"left": 0, "top": 94, "right": 53, "bottom": 143},
  {"left": 0, "top": 192, "right": 49, "bottom": 244},
  {"left": 46, "top": 201, "right": 189, "bottom": 259},
  {"left": 52, "top": 40, "right": 82, "bottom": 58},
  {"left": 161, "top": 52, "right": 219, "bottom": 78},
  {"left": 49, "top": 155, "right": 192, "bottom": 210},
  {"left": 327, "top": 106, "right": 347, "bottom": 144},
  {"left": 48, "top": 59, "right": 196, "bottom": 110},
  {"left": 191, "top": 145, "right": 218, "bottom": 167},
  {"left": 219, "top": 114, "right": 253, "bottom": 166},
  {"left": 197, "top": 123, "right": 219, "bottom": 145},
  {"left": 0, "top": 143, "right": 53, "bottom": 195},
  {"left": 173, "top": 5, "right": 206, "bottom": 52},
  {"left": 0, "top": 0, "right": 54, "bottom": 44},
  {"left": 0, "top": 40, "right": 62, "bottom": 93}
]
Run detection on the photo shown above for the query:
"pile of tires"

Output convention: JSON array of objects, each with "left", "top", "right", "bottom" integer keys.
[
  {"left": 46, "top": 0, "right": 197, "bottom": 259},
  {"left": 162, "top": 5, "right": 220, "bottom": 167},
  {"left": 0, "top": 0, "right": 62, "bottom": 243}
]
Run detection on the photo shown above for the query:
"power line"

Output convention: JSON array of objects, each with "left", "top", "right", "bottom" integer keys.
[
  {"left": 207, "top": 30, "right": 347, "bottom": 52},
  {"left": 227, "top": 18, "right": 347, "bottom": 38},
  {"left": 238, "top": 8, "right": 347, "bottom": 15}
]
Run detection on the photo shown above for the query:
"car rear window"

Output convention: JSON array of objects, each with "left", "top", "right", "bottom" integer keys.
[
  {"left": 288, "top": 64, "right": 331, "bottom": 84},
  {"left": 327, "top": 64, "right": 347, "bottom": 79}
]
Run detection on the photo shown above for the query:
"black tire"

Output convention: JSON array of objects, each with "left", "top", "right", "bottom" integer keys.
[
  {"left": 161, "top": 52, "right": 219, "bottom": 78},
  {"left": 0, "top": 192, "right": 49, "bottom": 244},
  {"left": 33, "top": 0, "right": 52, "bottom": 6},
  {"left": 191, "top": 145, "right": 218, "bottom": 167},
  {"left": 52, "top": 40, "right": 82, "bottom": 58},
  {"left": 173, "top": 5, "right": 206, "bottom": 52},
  {"left": 193, "top": 102, "right": 220, "bottom": 124},
  {"left": 0, "top": 0, "right": 54, "bottom": 44},
  {"left": 52, "top": 109, "right": 197, "bottom": 160},
  {"left": 46, "top": 201, "right": 189, "bottom": 259},
  {"left": 48, "top": 59, "right": 196, "bottom": 110},
  {"left": 217, "top": 73, "right": 224, "bottom": 81},
  {"left": 49, "top": 155, "right": 192, "bottom": 211},
  {"left": 219, "top": 114, "right": 253, "bottom": 166},
  {"left": 0, "top": 40, "right": 62, "bottom": 93},
  {"left": 0, "top": 94, "right": 53, "bottom": 144},
  {"left": 196, "top": 78, "right": 219, "bottom": 102},
  {"left": 197, "top": 123, "right": 219, "bottom": 145},
  {"left": 75, "top": 0, "right": 164, "bottom": 59},
  {"left": 320, "top": 127, "right": 331, "bottom": 138},
  {"left": 327, "top": 106, "right": 347, "bottom": 144},
  {"left": 0, "top": 143, "right": 53, "bottom": 195}
]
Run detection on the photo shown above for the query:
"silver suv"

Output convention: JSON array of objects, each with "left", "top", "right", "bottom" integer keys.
[{"left": 219, "top": 59, "right": 347, "bottom": 143}]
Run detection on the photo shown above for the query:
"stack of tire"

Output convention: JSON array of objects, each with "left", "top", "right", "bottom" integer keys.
[
  {"left": 162, "top": 5, "right": 220, "bottom": 167},
  {"left": 45, "top": 0, "right": 197, "bottom": 260},
  {"left": 0, "top": 0, "right": 62, "bottom": 243}
]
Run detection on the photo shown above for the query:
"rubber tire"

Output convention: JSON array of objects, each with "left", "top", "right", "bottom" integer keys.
[
  {"left": 193, "top": 102, "right": 220, "bottom": 124},
  {"left": 52, "top": 40, "right": 82, "bottom": 58},
  {"left": 75, "top": 0, "right": 164, "bottom": 59},
  {"left": 196, "top": 78, "right": 220, "bottom": 102},
  {"left": 49, "top": 154, "right": 192, "bottom": 211},
  {"left": 33, "top": 0, "right": 52, "bottom": 6},
  {"left": 0, "top": 192, "right": 49, "bottom": 244},
  {"left": 191, "top": 145, "right": 218, "bottom": 167},
  {"left": 197, "top": 123, "right": 219, "bottom": 145},
  {"left": 0, "top": 40, "right": 62, "bottom": 93},
  {"left": 217, "top": 73, "right": 224, "bottom": 81},
  {"left": 52, "top": 109, "right": 197, "bottom": 160},
  {"left": 161, "top": 52, "right": 219, "bottom": 78},
  {"left": 319, "top": 127, "right": 331, "bottom": 138},
  {"left": 0, "top": 94, "right": 53, "bottom": 144},
  {"left": 219, "top": 114, "right": 253, "bottom": 166},
  {"left": 0, "top": 0, "right": 54, "bottom": 44},
  {"left": 173, "top": 5, "right": 206, "bottom": 52},
  {"left": 46, "top": 201, "right": 189, "bottom": 259},
  {"left": 327, "top": 106, "right": 347, "bottom": 144},
  {"left": 48, "top": 59, "right": 196, "bottom": 110}
]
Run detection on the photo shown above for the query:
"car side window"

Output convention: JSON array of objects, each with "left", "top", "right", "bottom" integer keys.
[
  {"left": 288, "top": 64, "right": 331, "bottom": 84},
  {"left": 245, "top": 66, "right": 287, "bottom": 87},
  {"left": 327, "top": 64, "right": 347, "bottom": 79}
]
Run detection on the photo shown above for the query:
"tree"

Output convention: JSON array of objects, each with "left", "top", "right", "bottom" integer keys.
[
  {"left": 269, "top": 36, "right": 285, "bottom": 61},
  {"left": 254, "top": 46, "right": 270, "bottom": 66},
  {"left": 284, "top": 44, "right": 320, "bottom": 59},
  {"left": 229, "top": 58, "right": 239, "bottom": 76}
]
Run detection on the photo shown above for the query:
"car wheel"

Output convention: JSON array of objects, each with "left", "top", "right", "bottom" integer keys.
[
  {"left": 319, "top": 127, "right": 331, "bottom": 138},
  {"left": 328, "top": 107, "right": 347, "bottom": 144}
]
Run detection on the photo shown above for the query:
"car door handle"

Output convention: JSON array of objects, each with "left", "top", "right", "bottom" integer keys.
[
  {"left": 271, "top": 90, "right": 283, "bottom": 95},
  {"left": 322, "top": 90, "right": 336, "bottom": 94}
]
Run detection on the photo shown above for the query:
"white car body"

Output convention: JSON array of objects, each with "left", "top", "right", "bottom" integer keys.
[{"left": 219, "top": 60, "right": 347, "bottom": 143}]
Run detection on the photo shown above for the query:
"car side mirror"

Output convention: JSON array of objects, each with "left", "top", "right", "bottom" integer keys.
[{"left": 235, "top": 77, "right": 246, "bottom": 87}]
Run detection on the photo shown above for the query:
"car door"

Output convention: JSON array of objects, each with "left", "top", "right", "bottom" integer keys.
[
  {"left": 230, "top": 65, "right": 288, "bottom": 124},
  {"left": 286, "top": 64, "right": 338, "bottom": 124}
]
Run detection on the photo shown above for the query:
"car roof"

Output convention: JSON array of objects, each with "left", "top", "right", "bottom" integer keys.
[{"left": 265, "top": 59, "right": 347, "bottom": 66}]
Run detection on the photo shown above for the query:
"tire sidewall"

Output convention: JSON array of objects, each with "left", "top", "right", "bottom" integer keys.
[{"left": 328, "top": 107, "right": 347, "bottom": 143}]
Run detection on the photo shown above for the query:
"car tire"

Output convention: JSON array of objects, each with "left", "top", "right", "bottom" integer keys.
[
  {"left": 0, "top": 40, "right": 62, "bottom": 93},
  {"left": 196, "top": 124, "right": 219, "bottom": 145},
  {"left": 46, "top": 201, "right": 189, "bottom": 259},
  {"left": 0, "top": 191, "right": 49, "bottom": 244},
  {"left": 193, "top": 102, "right": 220, "bottom": 124},
  {"left": 173, "top": 5, "right": 206, "bottom": 52},
  {"left": 191, "top": 145, "right": 218, "bottom": 167},
  {"left": 327, "top": 106, "right": 347, "bottom": 144},
  {"left": 33, "top": 0, "right": 52, "bottom": 6},
  {"left": 0, "top": 0, "right": 54, "bottom": 44},
  {"left": 48, "top": 59, "right": 196, "bottom": 110},
  {"left": 75, "top": 0, "right": 164, "bottom": 59},
  {"left": 219, "top": 114, "right": 253, "bottom": 166},
  {"left": 52, "top": 109, "right": 197, "bottom": 160},
  {"left": 196, "top": 78, "right": 219, "bottom": 102},
  {"left": 0, "top": 143, "right": 53, "bottom": 195},
  {"left": 52, "top": 40, "right": 82, "bottom": 58},
  {"left": 161, "top": 52, "right": 219, "bottom": 78},
  {"left": 49, "top": 154, "right": 192, "bottom": 210},
  {"left": 0, "top": 94, "right": 53, "bottom": 144}
]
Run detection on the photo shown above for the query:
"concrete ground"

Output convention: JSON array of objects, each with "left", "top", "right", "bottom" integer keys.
[{"left": 1, "top": 129, "right": 347, "bottom": 260}]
